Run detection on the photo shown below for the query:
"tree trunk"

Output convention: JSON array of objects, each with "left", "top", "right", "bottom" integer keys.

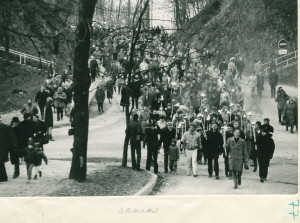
[
  {"left": 110, "top": 0, "right": 114, "bottom": 19},
  {"left": 118, "top": 0, "right": 122, "bottom": 20},
  {"left": 69, "top": 0, "right": 97, "bottom": 182},
  {"left": 122, "top": 0, "right": 150, "bottom": 167}
]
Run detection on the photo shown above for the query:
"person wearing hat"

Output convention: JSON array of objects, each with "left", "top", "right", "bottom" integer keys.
[
  {"left": 181, "top": 123, "right": 202, "bottom": 177},
  {"left": 256, "top": 127, "right": 275, "bottom": 183},
  {"left": 0, "top": 116, "right": 17, "bottom": 182},
  {"left": 10, "top": 117, "right": 24, "bottom": 179},
  {"left": 159, "top": 121, "right": 176, "bottom": 173}
]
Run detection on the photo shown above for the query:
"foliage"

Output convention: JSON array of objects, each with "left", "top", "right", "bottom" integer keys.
[{"left": 174, "top": 0, "right": 297, "bottom": 70}]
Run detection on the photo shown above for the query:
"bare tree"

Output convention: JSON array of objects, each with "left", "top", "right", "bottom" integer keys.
[
  {"left": 69, "top": 0, "right": 97, "bottom": 182},
  {"left": 122, "top": 0, "right": 150, "bottom": 167}
]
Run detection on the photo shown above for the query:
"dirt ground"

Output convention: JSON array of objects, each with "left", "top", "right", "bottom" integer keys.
[{"left": 1, "top": 157, "right": 150, "bottom": 197}]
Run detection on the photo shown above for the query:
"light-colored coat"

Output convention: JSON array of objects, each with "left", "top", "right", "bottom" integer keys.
[{"left": 226, "top": 137, "right": 248, "bottom": 171}]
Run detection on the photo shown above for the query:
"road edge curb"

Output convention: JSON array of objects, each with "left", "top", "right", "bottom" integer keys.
[{"left": 134, "top": 170, "right": 157, "bottom": 196}]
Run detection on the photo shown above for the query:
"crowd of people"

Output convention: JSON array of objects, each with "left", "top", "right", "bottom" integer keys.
[
  {"left": 0, "top": 59, "right": 73, "bottom": 183},
  {"left": 0, "top": 24, "right": 297, "bottom": 191},
  {"left": 87, "top": 25, "right": 294, "bottom": 189}
]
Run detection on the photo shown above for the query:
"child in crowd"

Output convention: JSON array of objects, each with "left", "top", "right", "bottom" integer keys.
[
  {"left": 169, "top": 139, "right": 180, "bottom": 174},
  {"left": 24, "top": 139, "right": 48, "bottom": 183},
  {"left": 24, "top": 138, "right": 37, "bottom": 183}
]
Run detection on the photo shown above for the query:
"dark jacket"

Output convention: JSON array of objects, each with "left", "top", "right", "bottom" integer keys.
[
  {"left": 125, "top": 120, "right": 143, "bottom": 141},
  {"left": 159, "top": 127, "right": 176, "bottom": 149},
  {"left": 144, "top": 126, "right": 160, "bottom": 150},
  {"left": 256, "top": 133, "right": 275, "bottom": 160},
  {"left": 0, "top": 123, "right": 17, "bottom": 163},
  {"left": 261, "top": 124, "right": 274, "bottom": 133},
  {"left": 257, "top": 75, "right": 264, "bottom": 90},
  {"left": 19, "top": 120, "right": 34, "bottom": 150},
  {"left": 35, "top": 90, "right": 49, "bottom": 107},
  {"left": 269, "top": 71, "right": 278, "bottom": 86},
  {"left": 24, "top": 147, "right": 37, "bottom": 164},
  {"left": 276, "top": 90, "right": 289, "bottom": 109},
  {"left": 10, "top": 125, "right": 24, "bottom": 163},
  {"left": 63, "top": 87, "right": 73, "bottom": 104},
  {"left": 206, "top": 130, "right": 224, "bottom": 155},
  {"left": 95, "top": 88, "right": 105, "bottom": 103},
  {"left": 33, "top": 120, "right": 47, "bottom": 144},
  {"left": 169, "top": 145, "right": 179, "bottom": 161},
  {"left": 130, "top": 79, "right": 142, "bottom": 98},
  {"left": 120, "top": 86, "right": 132, "bottom": 106},
  {"left": 44, "top": 101, "right": 53, "bottom": 128}
]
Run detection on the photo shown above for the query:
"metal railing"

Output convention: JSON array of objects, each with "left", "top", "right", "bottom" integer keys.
[
  {"left": 0, "top": 46, "right": 55, "bottom": 69},
  {"left": 262, "top": 50, "right": 298, "bottom": 75}
]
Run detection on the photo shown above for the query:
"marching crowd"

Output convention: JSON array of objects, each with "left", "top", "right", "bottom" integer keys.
[
  {"left": 0, "top": 25, "right": 297, "bottom": 190},
  {"left": 0, "top": 58, "right": 74, "bottom": 183},
  {"left": 88, "top": 26, "right": 295, "bottom": 189}
]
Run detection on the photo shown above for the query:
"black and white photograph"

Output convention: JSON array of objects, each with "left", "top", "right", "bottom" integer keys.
[{"left": 0, "top": 0, "right": 298, "bottom": 221}]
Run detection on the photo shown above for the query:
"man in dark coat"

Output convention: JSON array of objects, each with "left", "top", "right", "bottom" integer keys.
[
  {"left": 261, "top": 118, "right": 274, "bottom": 135},
  {"left": 120, "top": 83, "right": 132, "bottom": 112},
  {"left": 89, "top": 56, "right": 99, "bottom": 82},
  {"left": 95, "top": 85, "right": 105, "bottom": 114},
  {"left": 275, "top": 87, "right": 289, "bottom": 124},
  {"left": 19, "top": 113, "right": 34, "bottom": 153},
  {"left": 256, "top": 128, "right": 275, "bottom": 183},
  {"left": 144, "top": 122, "right": 160, "bottom": 174},
  {"left": 159, "top": 122, "right": 176, "bottom": 173},
  {"left": 268, "top": 68, "right": 278, "bottom": 98},
  {"left": 130, "top": 74, "right": 142, "bottom": 110},
  {"left": 219, "top": 59, "right": 228, "bottom": 75},
  {"left": 10, "top": 117, "right": 23, "bottom": 178},
  {"left": 0, "top": 116, "right": 17, "bottom": 182},
  {"left": 35, "top": 86, "right": 49, "bottom": 120},
  {"left": 32, "top": 115, "right": 47, "bottom": 150},
  {"left": 236, "top": 57, "right": 245, "bottom": 80},
  {"left": 125, "top": 114, "right": 143, "bottom": 170},
  {"left": 256, "top": 72, "right": 264, "bottom": 98},
  {"left": 206, "top": 123, "right": 224, "bottom": 179}
]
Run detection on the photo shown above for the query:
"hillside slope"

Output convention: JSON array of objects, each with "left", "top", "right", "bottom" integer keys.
[{"left": 175, "top": 0, "right": 297, "bottom": 70}]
